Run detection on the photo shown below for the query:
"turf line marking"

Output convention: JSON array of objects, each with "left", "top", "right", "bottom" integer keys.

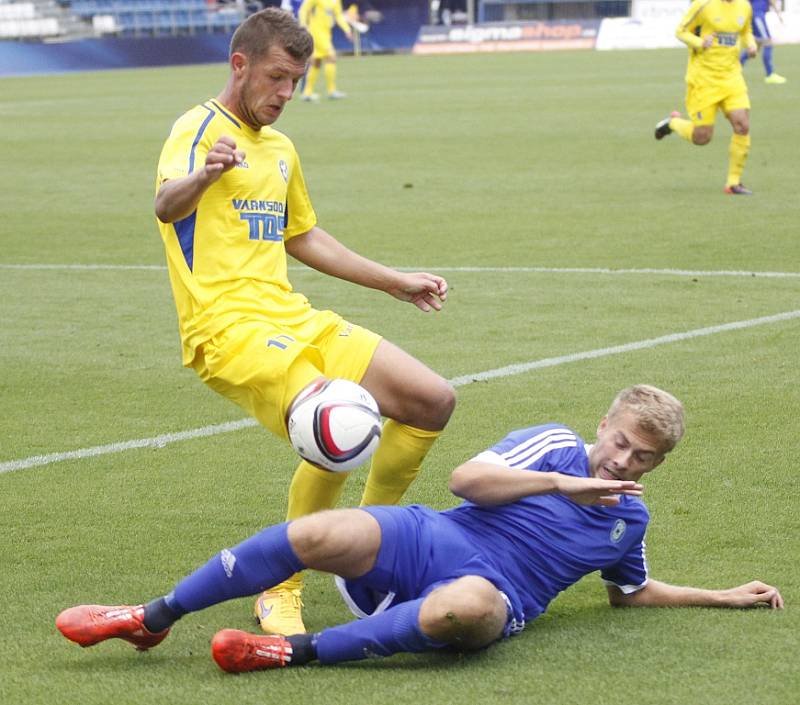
[
  {"left": 2, "top": 308, "right": 799, "bottom": 475},
  {"left": 448, "top": 309, "right": 800, "bottom": 385},
  {"left": 0, "top": 420, "right": 259, "bottom": 474},
  {"left": 1, "top": 263, "right": 799, "bottom": 278}
]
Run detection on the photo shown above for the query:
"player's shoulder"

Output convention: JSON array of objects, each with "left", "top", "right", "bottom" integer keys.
[
  {"left": 165, "top": 101, "right": 222, "bottom": 140},
  {"left": 488, "top": 423, "right": 586, "bottom": 469},
  {"left": 687, "top": 0, "right": 715, "bottom": 16},
  {"left": 262, "top": 125, "right": 297, "bottom": 150}
]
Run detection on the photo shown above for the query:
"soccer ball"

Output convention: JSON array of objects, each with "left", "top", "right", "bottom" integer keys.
[{"left": 287, "top": 378, "right": 382, "bottom": 472}]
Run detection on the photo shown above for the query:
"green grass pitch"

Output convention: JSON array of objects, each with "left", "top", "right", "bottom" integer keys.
[{"left": 1, "top": 45, "right": 799, "bottom": 705}]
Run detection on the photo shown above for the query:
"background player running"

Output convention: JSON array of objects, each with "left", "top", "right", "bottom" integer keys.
[
  {"left": 655, "top": 0, "right": 758, "bottom": 195},
  {"left": 741, "top": 0, "right": 787, "bottom": 84},
  {"left": 56, "top": 385, "right": 783, "bottom": 672}
]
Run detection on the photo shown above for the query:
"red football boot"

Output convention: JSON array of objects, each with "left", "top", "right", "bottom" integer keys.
[
  {"left": 56, "top": 604, "right": 169, "bottom": 651},
  {"left": 211, "top": 629, "right": 293, "bottom": 673}
]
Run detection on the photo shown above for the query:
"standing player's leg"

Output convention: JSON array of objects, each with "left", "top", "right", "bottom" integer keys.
[
  {"left": 358, "top": 339, "right": 455, "bottom": 506},
  {"left": 724, "top": 108, "right": 753, "bottom": 194},
  {"left": 303, "top": 28, "right": 331, "bottom": 101},
  {"left": 302, "top": 58, "right": 322, "bottom": 101},
  {"left": 752, "top": 13, "right": 786, "bottom": 83},
  {"left": 324, "top": 53, "right": 345, "bottom": 99}
]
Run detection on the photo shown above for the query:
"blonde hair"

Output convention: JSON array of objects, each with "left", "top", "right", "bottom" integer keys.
[{"left": 608, "top": 385, "right": 685, "bottom": 453}]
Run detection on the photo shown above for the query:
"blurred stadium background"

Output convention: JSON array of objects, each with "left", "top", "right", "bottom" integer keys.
[{"left": 1, "top": 0, "right": 799, "bottom": 75}]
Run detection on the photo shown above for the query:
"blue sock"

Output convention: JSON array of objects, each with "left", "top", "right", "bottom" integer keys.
[
  {"left": 170, "top": 523, "right": 304, "bottom": 613},
  {"left": 314, "top": 598, "right": 447, "bottom": 664},
  {"left": 763, "top": 45, "right": 774, "bottom": 75}
]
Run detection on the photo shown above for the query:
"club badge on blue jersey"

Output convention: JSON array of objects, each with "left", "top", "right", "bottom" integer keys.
[{"left": 610, "top": 519, "right": 627, "bottom": 543}]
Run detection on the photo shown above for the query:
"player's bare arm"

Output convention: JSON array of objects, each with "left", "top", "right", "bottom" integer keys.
[
  {"left": 285, "top": 227, "right": 447, "bottom": 312},
  {"left": 607, "top": 578, "right": 783, "bottom": 609},
  {"left": 155, "top": 136, "right": 245, "bottom": 223},
  {"left": 449, "top": 461, "right": 643, "bottom": 507}
]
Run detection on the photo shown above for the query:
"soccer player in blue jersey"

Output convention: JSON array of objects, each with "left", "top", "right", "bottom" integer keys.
[
  {"left": 56, "top": 385, "right": 783, "bottom": 671},
  {"left": 741, "top": 0, "right": 787, "bottom": 83}
]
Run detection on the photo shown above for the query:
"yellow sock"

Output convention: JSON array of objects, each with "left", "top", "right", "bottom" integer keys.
[
  {"left": 360, "top": 421, "right": 441, "bottom": 507},
  {"left": 670, "top": 117, "right": 694, "bottom": 142},
  {"left": 275, "top": 460, "right": 349, "bottom": 592},
  {"left": 324, "top": 62, "right": 337, "bottom": 95},
  {"left": 303, "top": 65, "right": 320, "bottom": 96},
  {"left": 726, "top": 133, "right": 750, "bottom": 187}
]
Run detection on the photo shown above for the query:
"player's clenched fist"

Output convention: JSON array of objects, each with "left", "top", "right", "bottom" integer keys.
[{"left": 204, "top": 136, "right": 246, "bottom": 181}]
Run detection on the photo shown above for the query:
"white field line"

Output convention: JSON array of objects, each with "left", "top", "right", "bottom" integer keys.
[
  {"left": 2, "top": 308, "right": 799, "bottom": 475},
  {"left": 1, "top": 263, "right": 800, "bottom": 278}
]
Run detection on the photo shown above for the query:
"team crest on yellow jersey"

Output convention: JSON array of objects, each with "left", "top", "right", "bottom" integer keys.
[{"left": 279, "top": 159, "right": 289, "bottom": 182}]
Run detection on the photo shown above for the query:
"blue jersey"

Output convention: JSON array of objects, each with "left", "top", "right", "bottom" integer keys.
[
  {"left": 442, "top": 424, "right": 650, "bottom": 621},
  {"left": 749, "top": 0, "right": 769, "bottom": 16}
]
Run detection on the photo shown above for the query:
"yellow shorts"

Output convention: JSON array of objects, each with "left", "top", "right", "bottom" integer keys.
[
  {"left": 311, "top": 28, "right": 334, "bottom": 59},
  {"left": 686, "top": 78, "right": 750, "bottom": 126},
  {"left": 191, "top": 310, "right": 381, "bottom": 439}
]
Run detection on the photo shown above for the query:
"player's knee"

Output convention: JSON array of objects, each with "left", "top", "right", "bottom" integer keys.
[
  {"left": 692, "top": 129, "right": 712, "bottom": 146},
  {"left": 398, "top": 376, "right": 456, "bottom": 430},
  {"left": 287, "top": 510, "right": 342, "bottom": 560},
  {"left": 419, "top": 577, "right": 506, "bottom": 650},
  {"left": 428, "top": 380, "right": 456, "bottom": 429}
]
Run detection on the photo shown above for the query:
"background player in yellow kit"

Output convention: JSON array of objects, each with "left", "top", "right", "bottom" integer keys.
[
  {"left": 654, "top": 0, "right": 758, "bottom": 195},
  {"left": 299, "top": 0, "right": 352, "bottom": 101},
  {"left": 155, "top": 8, "right": 455, "bottom": 636}
]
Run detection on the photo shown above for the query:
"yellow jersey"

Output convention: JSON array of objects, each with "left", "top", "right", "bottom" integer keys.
[
  {"left": 299, "top": 0, "right": 350, "bottom": 36},
  {"left": 156, "top": 99, "right": 317, "bottom": 366},
  {"left": 676, "top": 0, "right": 755, "bottom": 85}
]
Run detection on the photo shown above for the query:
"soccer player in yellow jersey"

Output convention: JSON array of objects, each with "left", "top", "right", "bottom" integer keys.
[
  {"left": 654, "top": 0, "right": 758, "bottom": 195},
  {"left": 299, "top": 0, "right": 352, "bottom": 101},
  {"left": 155, "top": 8, "right": 455, "bottom": 636}
]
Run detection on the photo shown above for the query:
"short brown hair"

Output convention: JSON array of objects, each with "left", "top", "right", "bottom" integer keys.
[
  {"left": 229, "top": 8, "right": 313, "bottom": 62},
  {"left": 607, "top": 384, "right": 685, "bottom": 453}
]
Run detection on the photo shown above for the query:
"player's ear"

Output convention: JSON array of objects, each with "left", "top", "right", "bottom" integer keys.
[
  {"left": 231, "top": 52, "right": 248, "bottom": 75},
  {"left": 597, "top": 415, "right": 609, "bottom": 436}
]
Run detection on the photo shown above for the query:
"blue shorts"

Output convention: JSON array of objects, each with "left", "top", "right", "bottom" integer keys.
[
  {"left": 335, "top": 505, "right": 526, "bottom": 636},
  {"left": 752, "top": 12, "right": 771, "bottom": 40}
]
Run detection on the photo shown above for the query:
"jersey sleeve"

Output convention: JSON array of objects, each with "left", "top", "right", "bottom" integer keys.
[
  {"left": 741, "top": 4, "right": 755, "bottom": 50},
  {"left": 156, "top": 112, "right": 212, "bottom": 187},
  {"left": 283, "top": 149, "right": 317, "bottom": 239},
  {"left": 600, "top": 537, "right": 649, "bottom": 593},
  {"left": 470, "top": 424, "right": 585, "bottom": 475},
  {"left": 676, "top": 0, "right": 708, "bottom": 49}
]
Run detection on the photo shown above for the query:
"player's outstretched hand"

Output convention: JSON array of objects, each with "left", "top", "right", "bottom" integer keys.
[
  {"left": 388, "top": 273, "right": 448, "bottom": 312},
  {"left": 555, "top": 475, "right": 643, "bottom": 507},
  {"left": 720, "top": 581, "right": 784, "bottom": 609},
  {"left": 204, "top": 136, "right": 246, "bottom": 183}
]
